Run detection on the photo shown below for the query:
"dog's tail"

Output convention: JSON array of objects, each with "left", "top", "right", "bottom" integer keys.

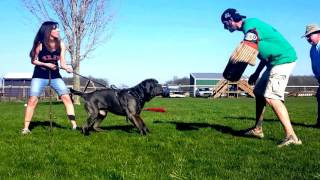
[{"left": 69, "top": 88, "right": 86, "bottom": 98}]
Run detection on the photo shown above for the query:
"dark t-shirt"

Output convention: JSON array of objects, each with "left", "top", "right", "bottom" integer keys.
[{"left": 32, "top": 44, "right": 62, "bottom": 79}]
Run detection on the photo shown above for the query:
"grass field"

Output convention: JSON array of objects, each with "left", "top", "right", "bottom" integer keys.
[{"left": 0, "top": 97, "right": 319, "bottom": 179}]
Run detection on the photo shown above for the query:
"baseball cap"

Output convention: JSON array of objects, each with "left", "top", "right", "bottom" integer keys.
[{"left": 221, "top": 8, "right": 246, "bottom": 22}]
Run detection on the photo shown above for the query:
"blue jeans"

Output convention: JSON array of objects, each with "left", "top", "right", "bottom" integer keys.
[{"left": 30, "top": 78, "right": 70, "bottom": 97}]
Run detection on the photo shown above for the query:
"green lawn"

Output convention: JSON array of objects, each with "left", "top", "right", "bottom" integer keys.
[{"left": 0, "top": 97, "right": 319, "bottom": 179}]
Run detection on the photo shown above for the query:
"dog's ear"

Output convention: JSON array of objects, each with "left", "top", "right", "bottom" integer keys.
[
  {"left": 144, "top": 81, "right": 152, "bottom": 94},
  {"left": 140, "top": 80, "right": 153, "bottom": 96}
]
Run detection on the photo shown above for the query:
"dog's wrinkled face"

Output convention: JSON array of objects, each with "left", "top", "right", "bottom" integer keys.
[{"left": 140, "top": 79, "right": 163, "bottom": 101}]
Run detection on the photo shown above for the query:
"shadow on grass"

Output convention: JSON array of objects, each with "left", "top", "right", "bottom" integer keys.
[
  {"left": 100, "top": 125, "right": 136, "bottom": 133},
  {"left": 224, "top": 116, "right": 318, "bottom": 128},
  {"left": 153, "top": 120, "right": 247, "bottom": 137},
  {"left": 39, "top": 101, "right": 63, "bottom": 105},
  {"left": 291, "top": 122, "right": 319, "bottom": 128},
  {"left": 29, "top": 122, "right": 136, "bottom": 134},
  {"left": 224, "top": 116, "right": 270, "bottom": 121},
  {"left": 29, "top": 120, "right": 68, "bottom": 130}
]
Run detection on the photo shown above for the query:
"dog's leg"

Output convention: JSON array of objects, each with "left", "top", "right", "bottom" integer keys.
[
  {"left": 124, "top": 109, "right": 145, "bottom": 135},
  {"left": 131, "top": 114, "right": 147, "bottom": 135},
  {"left": 126, "top": 117, "right": 137, "bottom": 128},
  {"left": 93, "top": 118, "right": 104, "bottom": 132},
  {"left": 82, "top": 103, "right": 91, "bottom": 135},
  {"left": 124, "top": 101, "right": 147, "bottom": 135},
  {"left": 83, "top": 116, "right": 97, "bottom": 135},
  {"left": 82, "top": 103, "right": 99, "bottom": 135},
  {"left": 93, "top": 110, "right": 107, "bottom": 132},
  {"left": 127, "top": 114, "right": 142, "bottom": 131},
  {"left": 135, "top": 115, "right": 150, "bottom": 134}
]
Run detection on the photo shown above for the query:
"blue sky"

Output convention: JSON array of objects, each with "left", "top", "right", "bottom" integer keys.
[{"left": 0, "top": 0, "right": 319, "bottom": 86}]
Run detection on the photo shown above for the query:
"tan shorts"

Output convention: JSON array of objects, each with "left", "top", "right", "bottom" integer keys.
[{"left": 253, "top": 62, "right": 296, "bottom": 101}]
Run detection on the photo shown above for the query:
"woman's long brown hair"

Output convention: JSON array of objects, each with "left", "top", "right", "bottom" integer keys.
[{"left": 29, "top": 21, "right": 61, "bottom": 60}]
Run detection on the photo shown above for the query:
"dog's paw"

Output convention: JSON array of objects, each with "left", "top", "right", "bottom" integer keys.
[
  {"left": 93, "top": 127, "right": 105, "bottom": 132},
  {"left": 140, "top": 129, "right": 147, "bottom": 136},
  {"left": 82, "top": 127, "right": 90, "bottom": 136}
]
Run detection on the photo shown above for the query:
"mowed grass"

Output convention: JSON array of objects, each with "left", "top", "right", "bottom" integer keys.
[{"left": 0, "top": 97, "right": 319, "bottom": 179}]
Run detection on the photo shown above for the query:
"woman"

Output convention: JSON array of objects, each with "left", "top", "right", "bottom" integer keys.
[{"left": 22, "top": 21, "right": 77, "bottom": 134}]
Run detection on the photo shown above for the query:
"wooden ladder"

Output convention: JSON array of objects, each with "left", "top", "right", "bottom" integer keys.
[
  {"left": 212, "top": 80, "right": 228, "bottom": 98},
  {"left": 237, "top": 80, "right": 255, "bottom": 97}
]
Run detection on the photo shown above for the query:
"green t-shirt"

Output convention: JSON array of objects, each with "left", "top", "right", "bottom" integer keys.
[{"left": 242, "top": 18, "right": 297, "bottom": 66}]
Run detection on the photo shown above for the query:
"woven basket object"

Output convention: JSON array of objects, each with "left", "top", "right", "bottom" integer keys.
[
  {"left": 229, "top": 41, "right": 258, "bottom": 66},
  {"left": 223, "top": 41, "right": 259, "bottom": 82}
]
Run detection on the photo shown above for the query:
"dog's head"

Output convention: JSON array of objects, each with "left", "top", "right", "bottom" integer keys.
[{"left": 138, "top": 79, "right": 163, "bottom": 101}]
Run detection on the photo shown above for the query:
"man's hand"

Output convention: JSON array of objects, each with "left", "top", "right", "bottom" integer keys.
[{"left": 248, "top": 73, "right": 259, "bottom": 85}]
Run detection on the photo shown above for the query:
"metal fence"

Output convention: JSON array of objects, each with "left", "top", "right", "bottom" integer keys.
[
  {"left": 163, "top": 84, "right": 319, "bottom": 97},
  {"left": 0, "top": 84, "right": 318, "bottom": 102},
  {"left": 0, "top": 85, "right": 104, "bottom": 102},
  {"left": 285, "top": 86, "right": 318, "bottom": 96}
]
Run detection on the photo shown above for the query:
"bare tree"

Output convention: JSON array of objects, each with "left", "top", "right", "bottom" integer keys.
[{"left": 21, "top": 0, "right": 115, "bottom": 104}]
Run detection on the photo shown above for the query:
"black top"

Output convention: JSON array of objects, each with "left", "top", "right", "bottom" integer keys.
[{"left": 32, "top": 44, "right": 62, "bottom": 79}]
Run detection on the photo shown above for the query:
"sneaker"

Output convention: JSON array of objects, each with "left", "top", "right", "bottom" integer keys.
[
  {"left": 21, "top": 128, "right": 31, "bottom": 135},
  {"left": 277, "top": 135, "right": 302, "bottom": 148},
  {"left": 244, "top": 128, "right": 264, "bottom": 138}
]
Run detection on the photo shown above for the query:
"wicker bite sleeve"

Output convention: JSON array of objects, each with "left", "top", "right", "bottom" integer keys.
[{"left": 229, "top": 41, "right": 258, "bottom": 66}]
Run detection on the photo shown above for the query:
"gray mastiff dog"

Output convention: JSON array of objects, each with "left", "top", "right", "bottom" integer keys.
[{"left": 70, "top": 79, "right": 163, "bottom": 135}]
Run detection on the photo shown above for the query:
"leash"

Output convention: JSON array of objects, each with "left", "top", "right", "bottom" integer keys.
[
  {"left": 60, "top": 66, "right": 108, "bottom": 92},
  {"left": 48, "top": 70, "right": 53, "bottom": 131},
  {"left": 71, "top": 71, "right": 108, "bottom": 88}
]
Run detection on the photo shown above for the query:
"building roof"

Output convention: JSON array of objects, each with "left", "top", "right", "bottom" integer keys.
[
  {"left": 3, "top": 72, "right": 33, "bottom": 79},
  {"left": 190, "top": 73, "right": 224, "bottom": 79}
]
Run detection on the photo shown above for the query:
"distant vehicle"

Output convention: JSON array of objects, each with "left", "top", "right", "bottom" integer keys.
[
  {"left": 162, "top": 86, "right": 186, "bottom": 98},
  {"left": 196, "top": 88, "right": 213, "bottom": 97},
  {"left": 162, "top": 87, "right": 170, "bottom": 97}
]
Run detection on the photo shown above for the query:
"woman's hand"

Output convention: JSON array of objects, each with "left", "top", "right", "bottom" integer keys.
[
  {"left": 45, "top": 63, "right": 57, "bottom": 70},
  {"left": 62, "top": 65, "right": 73, "bottom": 73}
]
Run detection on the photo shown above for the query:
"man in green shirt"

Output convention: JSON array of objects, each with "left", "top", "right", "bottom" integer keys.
[{"left": 221, "top": 8, "right": 301, "bottom": 147}]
